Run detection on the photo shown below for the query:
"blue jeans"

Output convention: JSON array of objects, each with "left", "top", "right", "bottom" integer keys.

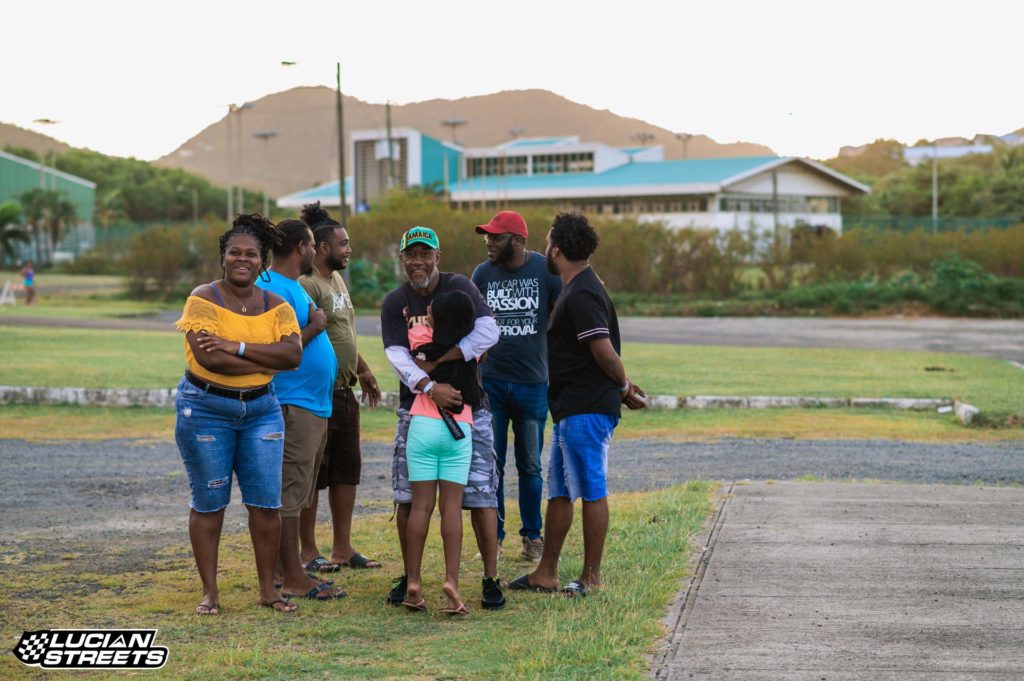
[
  {"left": 483, "top": 377, "right": 547, "bottom": 541},
  {"left": 174, "top": 375, "right": 285, "bottom": 512}
]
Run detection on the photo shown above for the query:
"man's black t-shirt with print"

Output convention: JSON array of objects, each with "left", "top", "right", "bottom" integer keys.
[
  {"left": 547, "top": 266, "right": 622, "bottom": 423},
  {"left": 380, "top": 272, "right": 492, "bottom": 411}
]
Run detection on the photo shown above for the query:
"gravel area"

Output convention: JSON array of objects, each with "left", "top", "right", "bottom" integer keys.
[{"left": 1, "top": 436, "right": 1021, "bottom": 574}]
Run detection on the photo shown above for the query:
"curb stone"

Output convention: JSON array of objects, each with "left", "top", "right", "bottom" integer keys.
[
  {"left": 0, "top": 386, "right": 960, "bottom": 415},
  {"left": 954, "top": 400, "right": 981, "bottom": 426}
]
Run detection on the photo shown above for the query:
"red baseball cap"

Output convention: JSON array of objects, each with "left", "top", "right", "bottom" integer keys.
[{"left": 476, "top": 210, "right": 528, "bottom": 238}]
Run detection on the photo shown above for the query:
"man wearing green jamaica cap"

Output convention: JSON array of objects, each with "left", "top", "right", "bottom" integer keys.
[{"left": 380, "top": 226, "right": 507, "bottom": 611}]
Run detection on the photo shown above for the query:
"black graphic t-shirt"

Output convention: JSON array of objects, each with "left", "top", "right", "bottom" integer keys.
[
  {"left": 471, "top": 251, "right": 562, "bottom": 384},
  {"left": 547, "top": 266, "right": 622, "bottom": 423},
  {"left": 381, "top": 272, "right": 492, "bottom": 410}
]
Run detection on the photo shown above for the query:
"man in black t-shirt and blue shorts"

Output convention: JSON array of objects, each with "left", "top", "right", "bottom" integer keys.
[
  {"left": 509, "top": 212, "right": 648, "bottom": 599},
  {"left": 380, "top": 226, "right": 506, "bottom": 610}
]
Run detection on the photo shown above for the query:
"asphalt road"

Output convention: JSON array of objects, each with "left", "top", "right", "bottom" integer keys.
[
  {"left": 4, "top": 313, "right": 1021, "bottom": 361},
  {"left": 1, "top": 437, "right": 1021, "bottom": 573}
]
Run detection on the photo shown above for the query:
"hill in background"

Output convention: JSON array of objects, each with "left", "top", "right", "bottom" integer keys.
[
  {"left": 155, "top": 88, "right": 775, "bottom": 197},
  {"left": 0, "top": 122, "right": 72, "bottom": 160}
]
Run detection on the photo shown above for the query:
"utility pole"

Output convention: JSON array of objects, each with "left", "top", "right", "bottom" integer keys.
[
  {"left": 931, "top": 145, "right": 939, "bottom": 234},
  {"left": 336, "top": 62, "right": 347, "bottom": 227},
  {"left": 253, "top": 130, "right": 277, "bottom": 217}
]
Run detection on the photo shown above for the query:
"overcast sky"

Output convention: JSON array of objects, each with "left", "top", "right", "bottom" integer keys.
[{"left": 4, "top": 0, "right": 1021, "bottom": 161}]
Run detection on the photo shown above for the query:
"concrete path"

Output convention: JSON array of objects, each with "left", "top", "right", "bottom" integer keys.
[
  {"left": 653, "top": 481, "right": 1024, "bottom": 679},
  {"left": 3, "top": 313, "right": 1022, "bottom": 360}
]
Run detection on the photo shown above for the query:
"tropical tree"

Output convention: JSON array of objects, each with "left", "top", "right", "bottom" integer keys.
[
  {"left": 0, "top": 200, "right": 30, "bottom": 262},
  {"left": 17, "top": 188, "right": 79, "bottom": 265}
]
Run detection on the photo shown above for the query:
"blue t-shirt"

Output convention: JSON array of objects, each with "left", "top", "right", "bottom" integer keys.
[
  {"left": 257, "top": 271, "right": 337, "bottom": 417},
  {"left": 471, "top": 251, "right": 562, "bottom": 384}
]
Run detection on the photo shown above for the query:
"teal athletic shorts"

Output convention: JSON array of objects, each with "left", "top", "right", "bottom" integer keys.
[{"left": 406, "top": 414, "right": 473, "bottom": 484}]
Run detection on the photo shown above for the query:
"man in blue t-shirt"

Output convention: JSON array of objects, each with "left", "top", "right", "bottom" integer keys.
[
  {"left": 471, "top": 211, "right": 562, "bottom": 562},
  {"left": 256, "top": 219, "right": 342, "bottom": 602}
]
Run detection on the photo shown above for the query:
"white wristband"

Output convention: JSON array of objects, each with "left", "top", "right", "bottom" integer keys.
[
  {"left": 237, "top": 341, "right": 246, "bottom": 357},
  {"left": 422, "top": 380, "right": 435, "bottom": 395}
]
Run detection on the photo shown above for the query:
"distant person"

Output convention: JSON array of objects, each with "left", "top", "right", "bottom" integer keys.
[
  {"left": 471, "top": 211, "right": 561, "bottom": 562},
  {"left": 380, "top": 226, "right": 506, "bottom": 611},
  {"left": 297, "top": 202, "right": 384, "bottom": 573},
  {"left": 20, "top": 261, "right": 35, "bottom": 305},
  {"left": 401, "top": 290, "right": 481, "bottom": 615},
  {"left": 510, "top": 212, "right": 647, "bottom": 598},
  {"left": 173, "top": 214, "right": 301, "bottom": 614},
  {"left": 256, "top": 218, "right": 345, "bottom": 601}
]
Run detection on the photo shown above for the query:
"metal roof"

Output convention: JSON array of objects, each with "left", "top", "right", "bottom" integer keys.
[
  {"left": 448, "top": 156, "right": 870, "bottom": 200},
  {"left": 501, "top": 137, "right": 578, "bottom": 149},
  {"left": 276, "top": 178, "right": 354, "bottom": 208}
]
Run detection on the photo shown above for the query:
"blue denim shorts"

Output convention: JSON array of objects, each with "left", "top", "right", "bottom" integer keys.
[
  {"left": 548, "top": 413, "right": 619, "bottom": 502},
  {"left": 174, "top": 375, "right": 285, "bottom": 513}
]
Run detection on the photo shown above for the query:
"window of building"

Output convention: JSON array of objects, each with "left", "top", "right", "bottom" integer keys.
[
  {"left": 719, "top": 193, "right": 839, "bottom": 214},
  {"left": 532, "top": 152, "right": 595, "bottom": 174}
]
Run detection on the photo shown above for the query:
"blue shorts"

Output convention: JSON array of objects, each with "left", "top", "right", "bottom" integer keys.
[
  {"left": 174, "top": 375, "right": 285, "bottom": 512},
  {"left": 547, "top": 413, "right": 619, "bottom": 502},
  {"left": 406, "top": 415, "right": 473, "bottom": 484}
]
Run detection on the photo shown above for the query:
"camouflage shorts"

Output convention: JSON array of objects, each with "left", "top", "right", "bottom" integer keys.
[{"left": 391, "top": 407, "right": 499, "bottom": 508}]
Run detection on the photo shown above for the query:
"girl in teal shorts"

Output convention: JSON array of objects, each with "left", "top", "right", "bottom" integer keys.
[{"left": 402, "top": 291, "right": 481, "bottom": 615}]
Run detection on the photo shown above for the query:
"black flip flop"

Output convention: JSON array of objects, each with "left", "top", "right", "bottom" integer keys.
[
  {"left": 282, "top": 582, "right": 347, "bottom": 601},
  {"left": 304, "top": 556, "right": 341, "bottom": 573},
  {"left": 342, "top": 552, "right": 382, "bottom": 569},
  {"left": 560, "top": 580, "right": 589, "bottom": 598},
  {"left": 508, "top": 574, "right": 556, "bottom": 593}
]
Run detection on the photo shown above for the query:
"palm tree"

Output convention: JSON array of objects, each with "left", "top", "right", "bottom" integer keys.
[
  {"left": 18, "top": 188, "right": 48, "bottom": 263},
  {"left": 17, "top": 188, "right": 79, "bottom": 265},
  {"left": 0, "top": 200, "right": 29, "bottom": 263}
]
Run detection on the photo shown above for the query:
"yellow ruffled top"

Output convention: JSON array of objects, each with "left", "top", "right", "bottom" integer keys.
[{"left": 175, "top": 295, "right": 300, "bottom": 388}]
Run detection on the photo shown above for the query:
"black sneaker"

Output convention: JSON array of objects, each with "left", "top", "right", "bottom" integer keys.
[
  {"left": 481, "top": 576, "right": 506, "bottom": 610},
  {"left": 386, "top": 575, "right": 407, "bottom": 606}
]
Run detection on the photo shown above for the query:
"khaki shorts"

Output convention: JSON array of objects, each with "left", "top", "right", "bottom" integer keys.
[{"left": 280, "top": 404, "right": 328, "bottom": 518}]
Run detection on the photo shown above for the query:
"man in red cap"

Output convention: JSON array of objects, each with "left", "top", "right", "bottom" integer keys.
[{"left": 471, "top": 211, "right": 562, "bottom": 562}]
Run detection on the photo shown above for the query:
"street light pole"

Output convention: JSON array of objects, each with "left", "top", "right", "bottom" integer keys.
[
  {"left": 226, "top": 105, "right": 235, "bottom": 220},
  {"left": 675, "top": 132, "right": 693, "bottom": 159},
  {"left": 253, "top": 130, "right": 277, "bottom": 217},
  {"left": 32, "top": 118, "right": 59, "bottom": 189},
  {"left": 441, "top": 118, "right": 468, "bottom": 145},
  {"left": 336, "top": 62, "right": 347, "bottom": 227},
  {"left": 235, "top": 102, "right": 253, "bottom": 214}
]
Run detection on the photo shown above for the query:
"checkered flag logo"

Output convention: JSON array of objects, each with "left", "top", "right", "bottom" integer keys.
[{"left": 13, "top": 630, "right": 50, "bottom": 665}]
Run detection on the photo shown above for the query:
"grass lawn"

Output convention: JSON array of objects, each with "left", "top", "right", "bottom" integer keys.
[
  {"left": 0, "top": 482, "right": 716, "bottom": 680},
  {"left": 1, "top": 327, "right": 1021, "bottom": 415},
  {"left": 0, "top": 272, "right": 126, "bottom": 291}
]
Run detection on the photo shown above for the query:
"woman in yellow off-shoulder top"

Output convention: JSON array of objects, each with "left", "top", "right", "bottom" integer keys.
[{"left": 174, "top": 214, "right": 302, "bottom": 615}]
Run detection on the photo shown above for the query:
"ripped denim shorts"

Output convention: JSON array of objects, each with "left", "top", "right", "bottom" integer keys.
[{"left": 174, "top": 374, "right": 284, "bottom": 513}]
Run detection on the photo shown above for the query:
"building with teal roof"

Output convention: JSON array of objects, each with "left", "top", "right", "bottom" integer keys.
[{"left": 279, "top": 129, "right": 870, "bottom": 233}]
